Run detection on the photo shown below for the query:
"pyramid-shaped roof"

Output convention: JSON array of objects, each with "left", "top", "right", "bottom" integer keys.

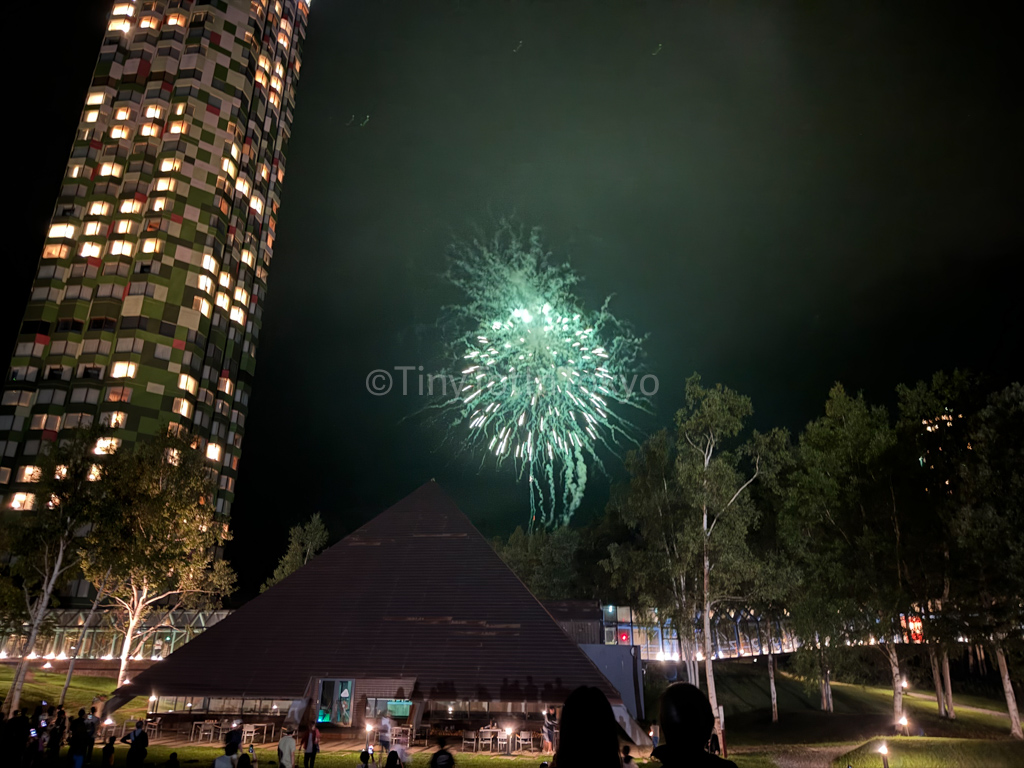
[{"left": 114, "top": 482, "right": 619, "bottom": 706}]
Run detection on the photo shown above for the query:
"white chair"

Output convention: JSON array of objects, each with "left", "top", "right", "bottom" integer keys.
[
  {"left": 144, "top": 717, "right": 162, "bottom": 739},
  {"left": 462, "top": 730, "right": 478, "bottom": 752},
  {"left": 518, "top": 731, "right": 534, "bottom": 752},
  {"left": 478, "top": 730, "right": 493, "bottom": 751},
  {"left": 496, "top": 731, "right": 510, "bottom": 753},
  {"left": 242, "top": 724, "right": 258, "bottom": 744}
]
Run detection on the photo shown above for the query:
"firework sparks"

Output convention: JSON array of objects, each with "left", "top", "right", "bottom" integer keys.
[{"left": 438, "top": 218, "right": 646, "bottom": 528}]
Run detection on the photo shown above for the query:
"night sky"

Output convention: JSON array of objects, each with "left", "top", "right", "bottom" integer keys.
[{"left": 7, "top": 1, "right": 1022, "bottom": 600}]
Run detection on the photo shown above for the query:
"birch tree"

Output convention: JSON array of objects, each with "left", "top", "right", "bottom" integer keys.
[
  {"left": 261, "top": 513, "right": 330, "bottom": 592},
  {"left": 1, "top": 426, "right": 105, "bottom": 715},
  {"left": 80, "top": 434, "right": 236, "bottom": 686},
  {"left": 673, "top": 375, "right": 788, "bottom": 735}
]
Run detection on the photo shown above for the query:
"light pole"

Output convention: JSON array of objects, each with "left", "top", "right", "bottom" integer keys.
[
  {"left": 899, "top": 715, "right": 909, "bottom": 736},
  {"left": 878, "top": 743, "right": 890, "bottom": 768}
]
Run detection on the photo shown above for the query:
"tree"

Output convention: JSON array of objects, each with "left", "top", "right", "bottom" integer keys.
[
  {"left": 494, "top": 525, "right": 582, "bottom": 600},
  {"left": 784, "top": 384, "right": 912, "bottom": 725},
  {"left": 953, "top": 383, "right": 1024, "bottom": 739},
  {"left": 603, "top": 430, "right": 702, "bottom": 685},
  {"left": 674, "top": 375, "right": 788, "bottom": 732},
  {"left": 80, "top": 434, "right": 236, "bottom": 686},
  {"left": 1, "top": 426, "right": 106, "bottom": 715},
  {"left": 261, "top": 513, "right": 330, "bottom": 592}
]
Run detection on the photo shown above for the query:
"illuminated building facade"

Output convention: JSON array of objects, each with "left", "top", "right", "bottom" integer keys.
[{"left": 0, "top": 0, "right": 309, "bottom": 546}]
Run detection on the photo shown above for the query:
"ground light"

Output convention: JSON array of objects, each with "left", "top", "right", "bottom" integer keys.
[
  {"left": 878, "top": 743, "right": 890, "bottom": 768},
  {"left": 365, "top": 722, "right": 373, "bottom": 750},
  {"left": 899, "top": 715, "right": 910, "bottom": 736}
]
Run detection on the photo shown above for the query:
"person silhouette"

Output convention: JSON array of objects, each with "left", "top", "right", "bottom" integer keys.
[
  {"left": 554, "top": 687, "right": 620, "bottom": 768},
  {"left": 651, "top": 683, "right": 737, "bottom": 768}
]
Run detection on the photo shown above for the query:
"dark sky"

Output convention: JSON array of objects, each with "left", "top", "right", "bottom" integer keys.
[{"left": 7, "top": 1, "right": 1022, "bottom": 599}]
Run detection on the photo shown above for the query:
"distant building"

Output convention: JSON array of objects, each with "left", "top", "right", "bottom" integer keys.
[{"left": 0, "top": 0, "right": 310, "bottom": 586}]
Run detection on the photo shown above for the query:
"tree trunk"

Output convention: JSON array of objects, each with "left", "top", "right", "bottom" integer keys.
[
  {"left": 61, "top": 579, "right": 107, "bottom": 706},
  {"left": 994, "top": 643, "right": 1023, "bottom": 740},
  {"left": 928, "top": 645, "right": 947, "bottom": 718},
  {"left": 768, "top": 652, "right": 778, "bottom": 723},
  {"left": 2, "top": 541, "right": 67, "bottom": 716},
  {"left": 118, "top": 609, "right": 142, "bottom": 686},
  {"left": 886, "top": 642, "right": 903, "bottom": 724},
  {"left": 701, "top": 527, "right": 719, "bottom": 732},
  {"left": 941, "top": 648, "right": 956, "bottom": 720}
]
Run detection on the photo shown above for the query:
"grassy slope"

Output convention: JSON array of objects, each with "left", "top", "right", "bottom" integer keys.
[
  {"left": 0, "top": 667, "right": 148, "bottom": 720},
  {"left": 833, "top": 737, "right": 1024, "bottom": 768}
]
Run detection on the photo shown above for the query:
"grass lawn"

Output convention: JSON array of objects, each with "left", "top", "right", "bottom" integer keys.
[
  {"left": 0, "top": 667, "right": 148, "bottom": 720},
  {"left": 77, "top": 744, "right": 780, "bottom": 767},
  {"left": 832, "top": 737, "right": 1024, "bottom": 767}
]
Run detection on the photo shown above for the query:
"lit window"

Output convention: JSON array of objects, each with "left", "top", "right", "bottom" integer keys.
[
  {"left": 168, "top": 120, "right": 187, "bottom": 135},
  {"left": 254, "top": 70, "right": 269, "bottom": 89},
  {"left": 172, "top": 397, "right": 194, "bottom": 418},
  {"left": 230, "top": 306, "right": 246, "bottom": 325},
  {"left": 206, "top": 443, "right": 223, "bottom": 462},
  {"left": 194, "top": 296, "right": 212, "bottom": 317},
  {"left": 258, "top": 55, "right": 271, "bottom": 72},
  {"left": 268, "top": 91, "right": 281, "bottom": 109},
  {"left": 43, "top": 244, "right": 70, "bottom": 259},
  {"left": 112, "top": 3, "right": 135, "bottom": 17},
  {"left": 155, "top": 177, "right": 176, "bottom": 192},
  {"left": 151, "top": 197, "right": 167, "bottom": 212},
  {"left": 15, "top": 466, "right": 42, "bottom": 483},
  {"left": 230, "top": 143, "right": 241, "bottom": 162},
  {"left": 48, "top": 223, "right": 77, "bottom": 239},
  {"left": 160, "top": 157, "right": 181, "bottom": 173},
  {"left": 249, "top": 196, "right": 264, "bottom": 215},
  {"left": 69, "top": 164, "right": 85, "bottom": 179},
  {"left": 94, "top": 437, "right": 122, "bottom": 455},
  {"left": 87, "top": 465, "right": 102, "bottom": 482},
  {"left": 166, "top": 13, "right": 186, "bottom": 26},
  {"left": 115, "top": 107, "right": 132, "bottom": 121},
  {"left": 174, "top": 103, "right": 187, "bottom": 116},
  {"left": 222, "top": 157, "right": 237, "bottom": 178},
  {"left": 79, "top": 242, "right": 102, "bottom": 258},
  {"left": 178, "top": 373, "right": 199, "bottom": 395},
  {"left": 218, "top": 272, "right": 232, "bottom": 288},
  {"left": 84, "top": 110, "right": 100, "bottom": 123},
  {"left": 108, "top": 17, "right": 131, "bottom": 32},
  {"left": 110, "top": 240, "right": 132, "bottom": 256},
  {"left": 89, "top": 201, "right": 112, "bottom": 216},
  {"left": 139, "top": 123, "right": 160, "bottom": 137},
  {"left": 274, "top": 61, "right": 285, "bottom": 78},
  {"left": 217, "top": 377, "right": 234, "bottom": 395},
  {"left": 215, "top": 292, "right": 230, "bottom": 310},
  {"left": 10, "top": 493, "right": 36, "bottom": 511},
  {"left": 240, "top": 249, "right": 255, "bottom": 268},
  {"left": 202, "top": 254, "right": 218, "bottom": 273},
  {"left": 98, "top": 162, "right": 124, "bottom": 178},
  {"left": 120, "top": 199, "right": 143, "bottom": 214},
  {"left": 102, "top": 411, "right": 128, "bottom": 428},
  {"left": 233, "top": 287, "right": 250, "bottom": 304},
  {"left": 116, "top": 220, "right": 132, "bottom": 234},
  {"left": 87, "top": 92, "right": 105, "bottom": 106},
  {"left": 110, "top": 125, "right": 130, "bottom": 139},
  {"left": 270, "top": 75, "right": 283, "bottom": 93},
  {"left": 198, "top": 275, "right": 214, "bottom": 294},
  {"left": 259, "top": 164, "right": 270, "bottom": 181},
  {"left": 165, "top": 448, "right": 181, "bottom": 466},
  {"left": 139, "top": 15, "right": 159, "bottom": 29},
  {"left": 84, "top": 222, "right": 103, "bottom": 236},
  {"left": 142, "top": 239, "right": 161, "bottom": 254},
  {"left": 235, "top": 177, "right": 251, "bottom": 197},
  {"left": 277, "top": 32, "right": 289, "bottom": 48},
  {"left": 110, "top": 361, "right": 137, "bottom": 379}
]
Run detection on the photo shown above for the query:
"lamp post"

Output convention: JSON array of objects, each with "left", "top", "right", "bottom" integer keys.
[
  {"left": 878, "top": 743, "right": 890, "bottom": 768},
  {"left": 505, "top": 726, "right": 513, "bottom": 755},
  {"left": 365, "top": 722, "right": 373, "bottom": 751},
  {"left": 899, "top": 715, "right": 909, "bottom": 737}
]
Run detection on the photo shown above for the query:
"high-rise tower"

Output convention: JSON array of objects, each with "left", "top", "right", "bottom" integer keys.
[{"left": 0, "top": 0, "right": 309, "bottom": 544}]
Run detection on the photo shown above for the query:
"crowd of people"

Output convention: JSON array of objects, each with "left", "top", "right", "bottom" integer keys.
[
  {"left": 4, "top": 681, "right": 732, "bottom": 767},
  {"left": 0, "top": 704, "right": 110, "bottom": 767}
]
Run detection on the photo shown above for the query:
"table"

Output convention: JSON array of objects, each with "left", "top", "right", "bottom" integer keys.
[{"left": 252, "top": 723, "right": 276, "bottom": 743}]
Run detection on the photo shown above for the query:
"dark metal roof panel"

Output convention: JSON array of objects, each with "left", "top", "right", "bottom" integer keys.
[{"left": 117, "top": 482, "right": 620, "bottom": 704}]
